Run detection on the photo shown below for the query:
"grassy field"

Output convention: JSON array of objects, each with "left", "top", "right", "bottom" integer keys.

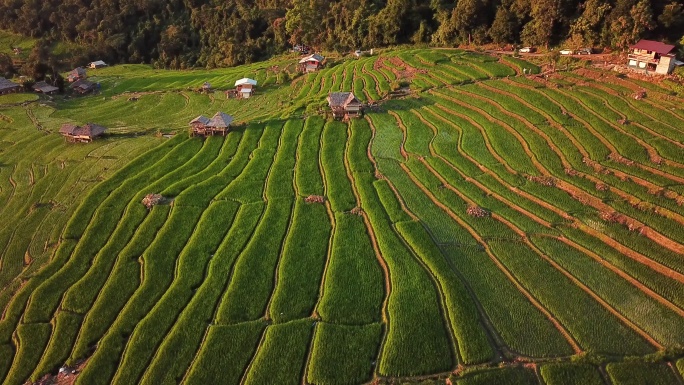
[{"left": 1, "top": 46, "right": 684, "bottom": 385}]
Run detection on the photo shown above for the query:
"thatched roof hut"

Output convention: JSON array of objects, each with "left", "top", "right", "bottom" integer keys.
[
  {"left": 207, "top": 112, "right": 233, "bottom": 129},
  {"left": 59, "top": 123, "right": 107, "bottom": 142},
  {"left": 189, "top": 112, "right": 233, "bottom": 136}
]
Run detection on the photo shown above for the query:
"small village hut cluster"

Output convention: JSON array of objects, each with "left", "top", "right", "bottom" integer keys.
[
  {"left": 0, "top": 77, "right": 21, "bottom": 95},
  {"left": 628, "top": 39, "right": 679, "bottom": 75},
  {"left": 299, "top": 54, "right": 325, "bottom": 72},
  {"left": 59, "top": 123, "right": 107, "bottom": 142},
  {"left": 327, "top": 92, "right": 364, "bottom": 120},
  {"left": 189, "top": 112, "right": 233, "bottom": 136}
]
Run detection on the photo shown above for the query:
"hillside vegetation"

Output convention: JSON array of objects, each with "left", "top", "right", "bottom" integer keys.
[
  {"left": 1, "top": 48, "right": 684, "bottom": 385},
  {"left": 0, "top": 0, "right": 682, "bottom": 68}
]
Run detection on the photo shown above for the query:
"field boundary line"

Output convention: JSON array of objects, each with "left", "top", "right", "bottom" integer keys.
[
  {"left": 365, "top": 116, "right": 418, "bottom": 222},
  {"left": 536, "top": 82, "right": 684, "bottom": 185},
  {"left": 345, "top": 121, "right": 390, "bottom": 325},
  {"left": 179, "top": 203, "right": 268, "bottom": 385},
  {"left": 398, "top": 162, "right": 582, "bottom": 355},
  {"left": 484, "top": 80, "right": 684, "bottom": 233},
  {"left": 497, "top": 214, "right": 664, "bottom": 350},
  {"left": 409, "top": 108, "right": 525, "bottom": 358},
  {"left": 546, "top": 234, "right": 684, "bottom": 318},
  {"left": 414, "top": 106, "right": 684, "bottom": 327},
  {"left": 431, "top": 89, "right": 547, "bottom": 175},
  {"left": 106, "top": 127, "right": 274, "bottom": 383},
  {"left": 263, "top": 121, "right": 303, "bottom": 321},
  {"left": 432, "top": 103, "right": 518, "bottom": 175},
  {"left": 579, "top": 86, "right": 684, "bottom": 150},
  {"left": 559, "top": 87, "right": 683, "bottom": 170},
  {"left": 311, "top": 120, "right": 338, "bottom": 320}
]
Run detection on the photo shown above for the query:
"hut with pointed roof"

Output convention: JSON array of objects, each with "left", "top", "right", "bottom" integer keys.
[
  {"left": 299, "top": 54, "right": 325, "bottom": 72},
  {"left": 67, "top": 67, "right": 87, "bottom": 82},
  {"left": 206, "top": 112, "right": 233, "bottom": 135},
  {"left": 233, "top": 78, "right": 257, "bottom": 99},
  {"left": 59, "top": 123, "right": 107, "bottom": 142},
  {"left": 628, "top": 40, "right": 677, "bottom": 75},
  {"left": 189, "top": 115, "right": 211, "bottom": 136},
  {"left": 189, "top": 112, "right": 233, "bottom": 136},
  {"left": 327, "top": 92, "right": 363, "bottom": 120},
  {"left": 0, "top": 77, "right": 21, "bottom": 95}
]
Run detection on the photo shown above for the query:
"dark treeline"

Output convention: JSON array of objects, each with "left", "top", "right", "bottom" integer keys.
[{"left": 0, "top": 0, "right": 682, "bottom": 69}]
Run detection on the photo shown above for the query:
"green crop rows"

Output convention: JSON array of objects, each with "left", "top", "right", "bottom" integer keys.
[{"left": 1, "top": 48, "right": 684, "bottom": 385}]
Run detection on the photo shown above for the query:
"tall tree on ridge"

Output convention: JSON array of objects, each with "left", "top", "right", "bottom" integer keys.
[{"left": 521, "top": 0, "right": 562, "bottom": 47}]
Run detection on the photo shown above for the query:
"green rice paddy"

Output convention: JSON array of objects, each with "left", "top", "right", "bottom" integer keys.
[{"left": 1, "top": 47, "right": 684, "bottom": 384}]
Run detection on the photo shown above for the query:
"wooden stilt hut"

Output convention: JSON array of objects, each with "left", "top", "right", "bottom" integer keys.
[
  {"left": 206, "top": 112, "right": 233, "bottom": 136},
  {"left": 327, "top": 92, "right": 363, "bottom": 120},
  {"left": 188, "top": 112, "right": 233, "bottom": 137},
  {"left": 189, "top": 115, "right": 210, "bottom": 136}
]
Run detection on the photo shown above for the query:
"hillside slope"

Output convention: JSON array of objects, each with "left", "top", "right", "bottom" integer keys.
[{"left": 1, "top": 49, "right": 684, "bottom": 385}]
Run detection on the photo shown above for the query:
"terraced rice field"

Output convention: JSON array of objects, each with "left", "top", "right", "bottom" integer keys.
[{"left": 1, "top": 48, "right": 684, "bottom": 384}]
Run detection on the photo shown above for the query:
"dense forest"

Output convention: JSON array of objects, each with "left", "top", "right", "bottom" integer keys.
[{"left": 0, "top": 0, "right": 683, "bottom": 69}]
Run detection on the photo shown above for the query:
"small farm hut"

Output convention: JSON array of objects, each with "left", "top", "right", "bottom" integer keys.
[
  {"left": 299, "top": 53, "right": 325, "bottom": 72},
  {"left": 233, "top": 78, "right": 257, "bottom": 99},
  {"left": 0, "top": 77, "right": 21, "bottom": 95},
  {"left": 70, "top": 79, "right": 97, "bottom": 95},
  {"left": 327, "top": 92, "right": 363, "bottom": 120},
  {"left": 89, "top": 60, "right": 107, "bottom": 69},
  {"left": 67, "top": 67, "right": 87, "bottom": 82},
  {"left": 33, "top": 81, "right": 59, "bottom": 94},
  {"left": 59, "top": 123, "right": 107, "bottom": 142},
  {"left": 628, "top": 40, "right": 677, "bottom": 75},
  {"left": 189, "top": 112, "right": 233, "bottom": 136},
  {"left": 189, "top": 115, "right": 211, "bottom": 136}
]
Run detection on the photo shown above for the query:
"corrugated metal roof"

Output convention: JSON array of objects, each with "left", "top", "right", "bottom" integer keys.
[
  {"left": 235, "top": 78, "right": 257, "bottom": 87},
  {"left": 0, "top": 77, "right": 21, "bottom": 91},
  {"left": 33, "top": 81, "right": 58, "bottom": 93},
  {"left": 299, "top": 53, "right": 325, "bottom": 63},
  {"left": 630, "top": 40, "right": 675, "bottom": 55}
]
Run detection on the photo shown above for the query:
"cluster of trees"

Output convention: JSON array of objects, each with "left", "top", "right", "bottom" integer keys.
[{"left": 0, "top": 0, "right": 682, "bottom": 69}]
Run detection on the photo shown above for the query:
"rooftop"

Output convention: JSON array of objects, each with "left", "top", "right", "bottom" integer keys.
[
  {"left": 327, "top": 92, "right": 360, "bottom": 108},
  {"left": 207, "top": 112, "right": 233, "bottom": 128},
  {"left": 299, "top": 53, "right": 325, "bottom": 63},
  {"left": 0, "top": 77, "right": 21, "bottom": 91},
  {"left": 235, "top": 78, "right": 257, "bottom": 87},
  {"left": 630, "top": 39, "right": 675, "bottom": 55},
  {"left": 59, "top": 123, "right": 107, "bottom": 138}
]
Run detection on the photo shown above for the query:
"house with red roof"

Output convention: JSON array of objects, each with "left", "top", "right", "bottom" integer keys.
[{"left": 628, "top": 39, "right": 677, "bottom": 75}]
